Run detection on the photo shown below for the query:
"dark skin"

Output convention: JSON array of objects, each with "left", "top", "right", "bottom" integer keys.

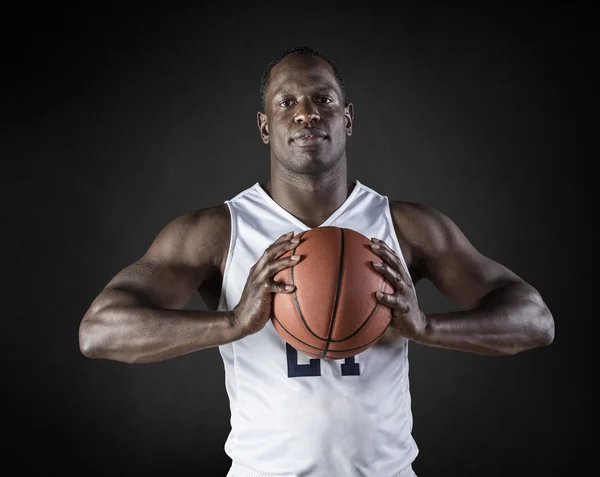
[
  {"left": 256, "top": 53, "right": 355, "bottom": 229},
  {"left": 79, "top": 52, "right": 554, "bottom": 363}
]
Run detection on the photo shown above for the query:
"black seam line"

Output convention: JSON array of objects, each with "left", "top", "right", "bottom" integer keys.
[
  {"left": 327, "top": 275, "right": 388, "bottom": 342},
  {"left": 272, "top": 315, "right": 325, "bottom": 350},
  {"left": 321, "top": 327, "right": 389, "bottom": 354},
  {"left": 286, "top": 229, "right": 391, "bottom": 351},
  {"left": 321, "top": 227, "right": 345, "bottom": 359},
  {"left": 290, "top": 231, "right": 326, "bottom": 341},
  {"left": 273, "top": 314, "right": 390, "bottom": 353}
]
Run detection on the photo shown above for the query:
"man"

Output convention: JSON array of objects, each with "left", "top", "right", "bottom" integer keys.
[{"left": 79, "top": 46, "right": 555, "bottom": 477}]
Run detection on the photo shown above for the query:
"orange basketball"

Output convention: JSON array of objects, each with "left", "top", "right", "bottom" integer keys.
[{"left": 272, "top": 226, "right": 394, "bottom": 360}]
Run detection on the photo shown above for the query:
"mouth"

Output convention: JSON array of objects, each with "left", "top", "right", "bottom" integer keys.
[{"left": 291, "top": 128, "right": 327, "bottom": 146}]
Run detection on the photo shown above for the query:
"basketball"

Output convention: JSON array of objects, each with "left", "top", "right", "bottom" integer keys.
[{"left": 272, "top": 226, "right": 395, "bottom": 360}]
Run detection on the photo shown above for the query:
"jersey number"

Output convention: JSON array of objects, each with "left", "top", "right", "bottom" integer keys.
[{"left": 286, "top": 343, "right": 360, "bottom": 377}]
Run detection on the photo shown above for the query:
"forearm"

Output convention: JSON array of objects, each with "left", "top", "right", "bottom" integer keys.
[
  {"left": 414, "top": 281, "right": 555, "bottom": 356},
  {"left": 79, "top": 289, "right": 244, "bottom": 363}
]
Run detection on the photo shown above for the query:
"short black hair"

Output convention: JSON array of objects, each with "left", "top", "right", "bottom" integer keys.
[{"left": 259, "top": 46, "right": 346, "bottom": 111}]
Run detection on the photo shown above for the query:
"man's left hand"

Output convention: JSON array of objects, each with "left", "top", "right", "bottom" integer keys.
[{"left": 370, "top": 237, "right": 426, "bottom": 341}]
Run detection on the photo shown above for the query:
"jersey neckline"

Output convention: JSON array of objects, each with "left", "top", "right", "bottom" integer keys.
[{"left": 253, "top": 180, "right": 363, "bottom": 230}]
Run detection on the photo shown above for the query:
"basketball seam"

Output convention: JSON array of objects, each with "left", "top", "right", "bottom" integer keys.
[
  {"left": 290, "top": 230, "right": 328, "bottom": 341},
  {"left": 272, "top": 316, "right": 325, "bottom": 351},
  {"left": 273, "top": 314, "right": 390, "bottom": 354},
  {"left": 328, "top": 276, "right": 388, "bottom": 342},
  {"left": 321, "top": 227, "right": 345, "bottom": 358},
  {"left": 283, "top": 227, "right": 392, "bottom": 358}
]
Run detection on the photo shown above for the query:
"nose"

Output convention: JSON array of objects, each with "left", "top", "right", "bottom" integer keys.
[{"left": 294, "top": 98, "right": 320, "bottom": 124}]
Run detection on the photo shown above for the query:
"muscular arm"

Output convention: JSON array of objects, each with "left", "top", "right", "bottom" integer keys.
[
  {"left": 79, "top": 206, "right": 242, "bottom": 363},
  {"left": 391, "top": 202, "right": 555, "bottom": 356}
]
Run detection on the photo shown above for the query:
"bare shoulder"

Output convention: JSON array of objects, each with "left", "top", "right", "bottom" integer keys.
[
  {"left": 389, "top": 200, "right": 457, "bottom": 237},
  {"left": 145, "top": 203, "right": 231, "bottom": 274},
  {"left": 388, "top": 201, "right": 464, "bottom": 278},
  {"left": 98, "top": 204, "right": 231, "bottom": 312}
]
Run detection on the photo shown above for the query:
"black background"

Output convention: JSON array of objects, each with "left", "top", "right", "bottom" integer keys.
[{"left": 5, "top": 4, "right": 590, "bottom": 476}]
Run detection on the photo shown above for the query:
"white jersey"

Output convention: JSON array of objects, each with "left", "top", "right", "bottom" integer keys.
[{"left": 217, "top": 180, "right": 419, "bottom": 477}]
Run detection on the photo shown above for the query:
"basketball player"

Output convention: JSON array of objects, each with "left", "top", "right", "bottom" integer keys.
[{"left": 79, "top": 47, "right": 555, "bottom": 477}]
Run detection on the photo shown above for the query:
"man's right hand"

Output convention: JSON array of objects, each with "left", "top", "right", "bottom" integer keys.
[{"left": 231, "top": 231, "right": 303, "bottom": 336}]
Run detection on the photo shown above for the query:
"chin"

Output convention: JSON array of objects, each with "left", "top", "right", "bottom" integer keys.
[{"left": 291, "top": 155, "right": 337, "bottom": 174}]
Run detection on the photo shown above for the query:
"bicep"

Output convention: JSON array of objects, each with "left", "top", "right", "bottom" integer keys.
[
  {"left": 102, "top": 215, "right": 213, "bottom": 310},
  {"left": 411, "top": 206, "right": 521, "bottom": 310},
  {"left": 105, "top": 258, "right": 205, "bottom": 310}
]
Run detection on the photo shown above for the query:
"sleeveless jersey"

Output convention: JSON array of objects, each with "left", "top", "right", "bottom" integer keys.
[{"left": 217, "top": 180, "right": 419, "bottom": 477}]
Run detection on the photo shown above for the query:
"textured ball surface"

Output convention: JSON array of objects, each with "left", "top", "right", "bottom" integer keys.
[{"left": 272, "top": 226, "right": 394, "bottom": 360}]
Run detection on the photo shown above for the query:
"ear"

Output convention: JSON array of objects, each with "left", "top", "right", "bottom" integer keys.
[
  {"left": 344, "top": 102, "right": 354, "bottom": 136},
  {"left": 257, "top": 111, "right": 270, "bottom": 144}
]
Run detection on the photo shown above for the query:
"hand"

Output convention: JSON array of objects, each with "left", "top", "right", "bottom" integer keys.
[
  {"left": 370, "top": 237, "right": 426, "bottom": 341},
  {"left": 231, "top": 231, "right": 302, "bottom": 336}
]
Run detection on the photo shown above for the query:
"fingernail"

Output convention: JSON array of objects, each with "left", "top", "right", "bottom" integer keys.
[
  {"left": 291, "top": 237, "right": 300, "bottom": 243},
  {"left": 285, "top": 285, "right": 295, "bottom": 291},
  {"left": 370, "top": 243, "right": 380, "bottom": 249},
  {"left": 371, "top": 237, "right": 380, "bottom": 243},
  {"left": 291, "top": 255, "right": 300, "bottom": 260},
  {"left": 372, "top": 261, "right": 382, "bottom": 267},
  {"left": 286, "top": 231, "right": 294, "bottom": 236}
]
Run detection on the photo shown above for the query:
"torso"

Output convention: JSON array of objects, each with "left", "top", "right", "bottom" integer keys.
[
  {"left": 195, "top": 200, "right": 422, "bottom": 311},
  {"left": 211, "top": 182, "right": 420, "bottom": 471}
]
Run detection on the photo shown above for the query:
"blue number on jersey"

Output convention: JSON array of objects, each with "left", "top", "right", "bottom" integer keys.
[
  {"left": 341, "top": 356, "right": 361, "bottom": 376},
  {"left": 286, "top": 343, "right": 361, "bottom": 377}
]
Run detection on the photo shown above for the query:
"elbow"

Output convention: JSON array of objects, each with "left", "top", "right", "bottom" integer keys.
[
  {"left": 525, "top": 295, "right": 555, "bottom": 352},
  {"left": 79, "top": 319, "right": 101, "bottom": 359},
  {"left": 536, "top": 306, "right": 555, "bottom": 348},
  {"left": 79, "top": 310, "right": 140, "bottom": 364},
  {"left": 503, "top": 294, "right": 555, "bottom": 356},
  {"left": 79, "top": 295, "right": 119, "bottom": 360},
  {"left": 79, "top": 302, "right": 111, "bottom": 359}
]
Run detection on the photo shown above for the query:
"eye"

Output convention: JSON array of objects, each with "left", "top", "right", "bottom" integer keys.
[
  {"left": 316, "top": 97, "right": 333, "bottom": 104},
  {"left": 280, "top": 99, "right": 296, "bottom": 108}
]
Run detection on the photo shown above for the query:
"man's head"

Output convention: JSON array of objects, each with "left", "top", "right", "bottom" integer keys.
[
  {"left": 257, "top": 46, "right": 354, "bottom": 175},
  {"left": 260, "top": 46, "right": 347, "bottom": 111}
]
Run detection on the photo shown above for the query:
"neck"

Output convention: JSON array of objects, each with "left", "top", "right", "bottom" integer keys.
[{"left": 263, "top": 159, "right": 354, "bottom": 229}]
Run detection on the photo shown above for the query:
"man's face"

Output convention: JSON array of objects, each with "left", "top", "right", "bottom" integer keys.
[{"left": 257, "top": 53, "right": 354, "bottom": 174}]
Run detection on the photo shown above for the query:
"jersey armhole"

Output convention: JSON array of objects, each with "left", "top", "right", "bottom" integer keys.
[
  {"left": 217, "top": 200, "right": 236, "bottom": 312},
  {"left": 383, "top": 196, "right": 414, "bottom": 287}
]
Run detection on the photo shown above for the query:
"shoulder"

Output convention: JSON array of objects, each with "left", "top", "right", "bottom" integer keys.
[
  {"left": 389, "top": 200, "right": 465, "bottom": 262},
  {"left": 147, "top": 204, "right": 231, "bottom": 272}
]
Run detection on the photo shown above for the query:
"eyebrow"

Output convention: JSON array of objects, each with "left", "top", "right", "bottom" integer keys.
[{"left": 272, "top": 84, "right": 338, "bottom": 99}]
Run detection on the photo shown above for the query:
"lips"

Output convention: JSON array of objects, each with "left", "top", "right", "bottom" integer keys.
[
  {"left": 291, "top": 128, "right": 327, "bottom": 146},
  {"left": 292, "top": 128, "right": 327, "bottom": 141}
]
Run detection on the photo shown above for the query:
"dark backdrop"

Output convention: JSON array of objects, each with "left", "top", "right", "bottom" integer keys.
[{"left": 5, "top": 4, "right": 590, "bottom": 477}]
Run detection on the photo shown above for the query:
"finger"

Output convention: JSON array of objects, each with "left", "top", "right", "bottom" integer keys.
[
  {"left": 267, "top": 280, "right": 296, "bottom": 293},
  {"left": 270, "top": 253, "right": 302, "bottom": 273},
  {"left": 370, "top": 239, "right": 402, "bottom": 271},
  {"left": 269, "top": 231, "right": 304, "bottom": 260},
  {"left": 370, "top": 238, "right": 401, "bottom": 260},
  {"left": 259, "top": 254, "right": 302, "bottom": 282},
  {"left": 371, "top": 260, "right": 409, "bottom": 292},
  {"left": 267, "top": 231, "right": 294, "bottom": 251},
  {"left": 375, "top": 289, "right": 410, "bottom": 313},
  {"left": 278, "top": 231, "right": 295, "bottom": 242},
  {"left": 370, "top": 239, "right": 413, "bottom": 288},
  {"left": 370, "top": 237, "right": 399, "bottom": 256},
  {"left": 255, "top": 232, "right": 297, "bottom": 270}
]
